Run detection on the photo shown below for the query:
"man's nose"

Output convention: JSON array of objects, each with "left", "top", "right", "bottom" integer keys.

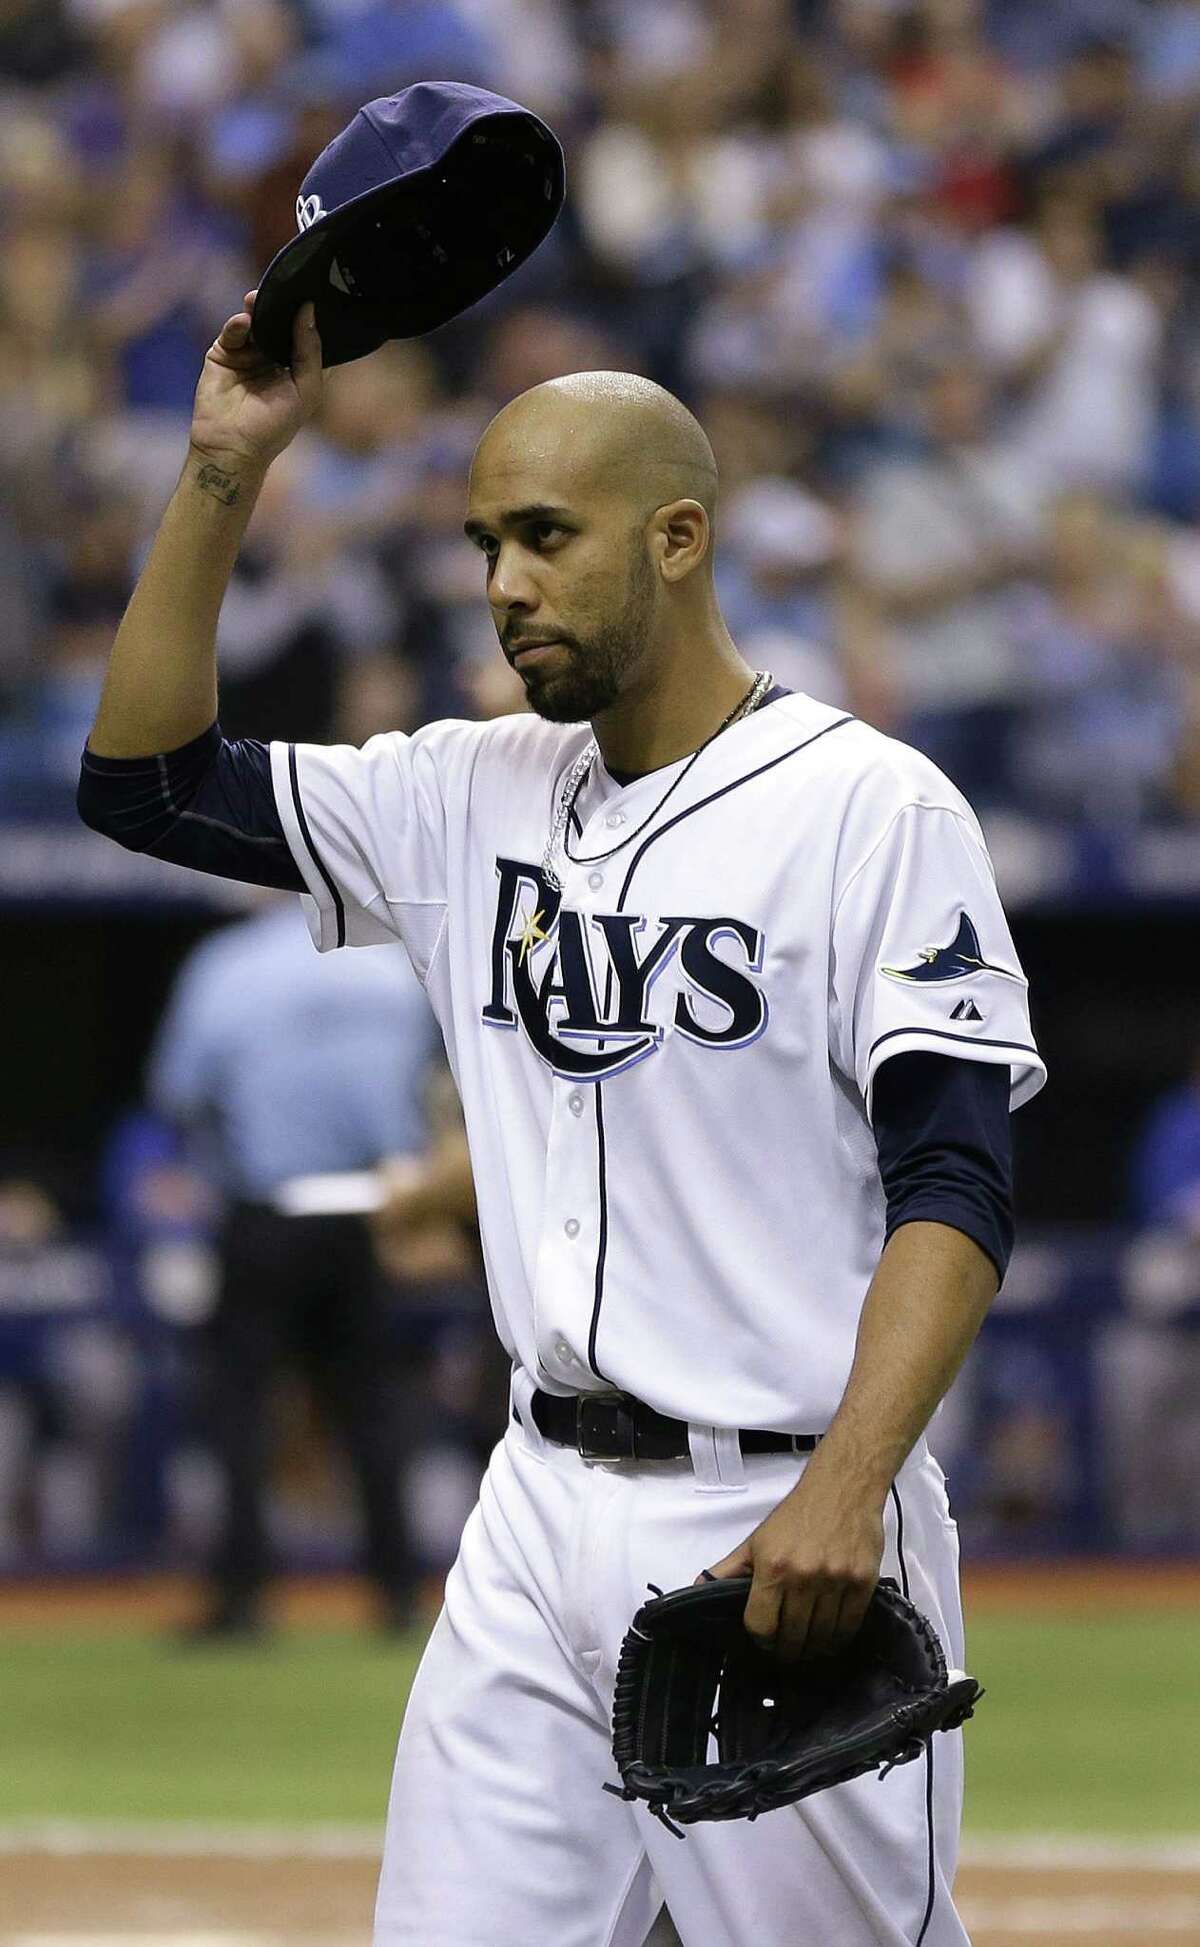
[{"left": 488, "top": 541, "right": 539, "bottom": 613}]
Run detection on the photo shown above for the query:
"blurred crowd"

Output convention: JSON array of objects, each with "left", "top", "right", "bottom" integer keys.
[
  {"left": 1, "top": 0, "right": 1200, "bottom": 825},
  {"left": 0, "top": 901, "right": 503, "bottom": 1608}
]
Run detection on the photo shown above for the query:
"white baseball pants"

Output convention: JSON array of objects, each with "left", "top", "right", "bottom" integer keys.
[{"left": 374, "top": 1388, "right": 971, "bottom": 1947}]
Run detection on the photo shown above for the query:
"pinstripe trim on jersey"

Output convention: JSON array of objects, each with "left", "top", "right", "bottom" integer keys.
[
  {"left": 889, "top": 1481, "right": 910, "bottom": 1599},
  {"left": 585, "top": 947, "right": 618, "bottom": 1379},
  {"left": 616, "top": 714, "right": 854, "bottom": 906},
  {"left": 916, "top": 1742, "right": 937, "bottom": 1945},
  {"left": 891, "top": 1479, "right": 939, "bottom": 1946},
  {"left": 285, "top": 744, "right": 346, "bottom": 949},
  {"left": 868, "top": 1026, "right": 1040, "bottom": 1065},
  {"left": 587, "top": 1088, "right": 613, "bottom": 1382},
  {"left": 580, "top": 715, "right": 855, "bottom": 1373}
]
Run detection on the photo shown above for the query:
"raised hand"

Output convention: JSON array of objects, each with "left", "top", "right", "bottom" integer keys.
[{"left": 189, "top": 290, "right": 324, "bottom": 477}]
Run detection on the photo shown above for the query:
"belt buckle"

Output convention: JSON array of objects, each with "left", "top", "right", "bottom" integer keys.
[{"left": 576, "top": 1391, "right": 636, "bottom": 1461}]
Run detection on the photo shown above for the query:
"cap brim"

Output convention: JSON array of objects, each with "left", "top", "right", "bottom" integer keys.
[
  {"left": 251, "top": 208, "right": 394, "bottom": 370},
  {"left": 250, "top": 110, "right": 565, "bottom": 370}
]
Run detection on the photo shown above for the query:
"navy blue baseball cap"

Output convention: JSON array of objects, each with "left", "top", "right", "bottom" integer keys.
[{"left": 251, "top": 80, "right": 565, "bottom": 370}]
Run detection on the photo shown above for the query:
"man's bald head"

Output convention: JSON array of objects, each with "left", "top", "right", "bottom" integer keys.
[
  {"left": 464, "top": 372, "right": 724, "bottom": 725},
  {"left": 472, "top": 371, "right": 719, "bottom": 530}
]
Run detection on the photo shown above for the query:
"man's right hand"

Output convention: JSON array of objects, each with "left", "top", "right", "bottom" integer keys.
[
  {"left": 189, "top": 290, "right": 324, "bottom": 477},
  {"left": 86, "top": 290, "right": 326, "bottom": 760}
]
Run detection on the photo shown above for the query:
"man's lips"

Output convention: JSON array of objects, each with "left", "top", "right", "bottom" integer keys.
[{"left": 510, "top": 639, "right": 565, "bottom": 668}]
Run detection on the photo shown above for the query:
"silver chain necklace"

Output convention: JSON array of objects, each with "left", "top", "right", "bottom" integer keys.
[{"left": 540, "top": 670, "right": 773, "bottom": 891}]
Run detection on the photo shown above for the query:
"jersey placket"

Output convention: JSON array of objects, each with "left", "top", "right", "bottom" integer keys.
[{"left": 530, "top": 783, "right": 632, "bottom": 1389}]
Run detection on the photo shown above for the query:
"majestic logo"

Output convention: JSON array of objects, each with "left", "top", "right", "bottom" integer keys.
[
  {"left": 950, "top": 998, "right": 983, "bottom": 1022},
  {"left": 881, "top": 911, "right": 1018, "bottom": 986},
  {"left": 296, "top": 191, "right": 325, "bottom": 232},
  {"left": 482, "top": 859, "right": 769, "bottom": 1080}
]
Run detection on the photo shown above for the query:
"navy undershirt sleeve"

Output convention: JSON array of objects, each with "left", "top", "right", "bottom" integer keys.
[
  {"left": 871, "top": 1051, "right": 1014, "bottom": 1283},
  {"left": 77, "top": 722, "right": 305, "bottom": 892}
]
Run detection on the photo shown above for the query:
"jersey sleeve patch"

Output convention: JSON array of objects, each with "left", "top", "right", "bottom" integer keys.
[
  {"left": 830, "top": 803, "right": 1046, "bottom": 1117},
  {"left": 879, "top": 910, "right": 1023, "bottom": 987}
]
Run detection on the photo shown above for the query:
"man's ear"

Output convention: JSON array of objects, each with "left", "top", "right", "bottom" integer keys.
[{"left": 654, "top": 499, "right": 710, "bottom": 583}]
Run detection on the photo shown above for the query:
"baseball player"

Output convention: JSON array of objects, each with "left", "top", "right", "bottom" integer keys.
[{"left": 80, "top": 292, "right": 1045, "bottom": 1946}]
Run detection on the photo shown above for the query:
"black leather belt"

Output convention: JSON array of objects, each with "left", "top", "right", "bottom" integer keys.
[{"left": 521, "top": 1388, "right": 819, "bottom": 1462}]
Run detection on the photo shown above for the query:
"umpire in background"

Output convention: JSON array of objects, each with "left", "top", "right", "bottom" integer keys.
[{"left": 150, "top": 889, "right": 440, "bottom": 1637}]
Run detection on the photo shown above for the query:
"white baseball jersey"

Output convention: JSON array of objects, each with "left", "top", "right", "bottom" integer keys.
[{"left": 269, "top": 690, "right": 1045, "bottom": 1433}]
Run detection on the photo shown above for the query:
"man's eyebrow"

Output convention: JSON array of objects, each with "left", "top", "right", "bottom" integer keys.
[{"left": 463, "top": 503, "right": 574, "bottom": 539}]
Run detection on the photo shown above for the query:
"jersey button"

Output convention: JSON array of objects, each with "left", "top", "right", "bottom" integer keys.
[
  {"left": 564, "top": 1217, "right": 581, "bottom": 1239},
  {"left": 587, "top": 870, "right": 604, "bottom": 890},
  {"left": 567, "top": 1091, "right": 584, "bottom": 1117},
  {"left": 604, "top": 812, "right": 625, "bottom": 829},
  {"left": 554, "top": 1338, "right": 577, "bottom": 1365}
]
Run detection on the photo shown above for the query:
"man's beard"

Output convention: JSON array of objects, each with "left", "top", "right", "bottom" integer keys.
[{"left": 520, "top": 546, "right": 655, "bottom": 724}]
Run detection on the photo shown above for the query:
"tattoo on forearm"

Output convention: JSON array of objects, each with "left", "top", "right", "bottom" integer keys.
[{"left": 195, "top": 462, "right": 241, "bottom": 507}]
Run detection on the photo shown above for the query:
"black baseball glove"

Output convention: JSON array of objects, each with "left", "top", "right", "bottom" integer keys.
[{"left": 605, "top": 1575, "right": 981, "bottom": 1835}]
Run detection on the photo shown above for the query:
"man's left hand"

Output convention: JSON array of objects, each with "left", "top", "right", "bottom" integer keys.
[{"left": 700, "top": 1453, "right": 885, "bottom": 1660}]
